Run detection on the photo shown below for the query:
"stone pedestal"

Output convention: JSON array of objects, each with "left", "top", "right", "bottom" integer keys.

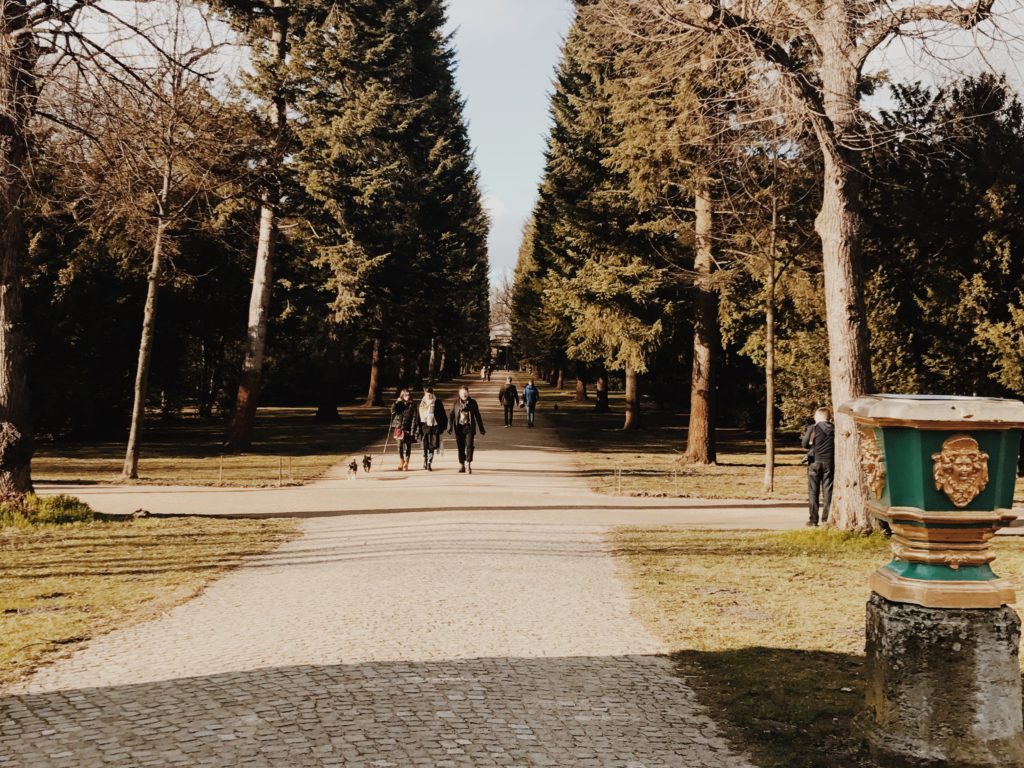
[{"left": 864, "top": 593, "right": 1024, "bottom": 768}]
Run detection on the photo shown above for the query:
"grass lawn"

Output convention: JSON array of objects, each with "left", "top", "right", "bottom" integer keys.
[
  {"left": 1, "top": 516, "right": 297, "bottom": 687},
  {"left": 611, "top": 527, "right": 1024, "bottom": 768},
  {"left": 543, "top": 385, "right": 1024, "bottom": 502},
  {"left": 34, "top": 405, "right": 391, "bottom": 487}
]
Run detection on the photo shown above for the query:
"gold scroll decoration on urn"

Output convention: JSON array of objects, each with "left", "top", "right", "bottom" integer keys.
[
  {"left": 932, "top": 434, "right": 990, "bottom": 509},
  {"left": 858, "top": 428, "right": 886, "bottom": 501}
]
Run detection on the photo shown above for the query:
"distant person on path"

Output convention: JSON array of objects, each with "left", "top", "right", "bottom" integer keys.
[
  {"left": 486, "top": 365, "right": 493, "bottom": 382},
  {"left": 417, "top": 388, "right": 448, "bottom": 471},
  {"left": 523, "top": 379, "right": 540, "bottom": 428},
  {"left": 498, "top": 376, "right": 520, "bottom": 427},
  {"left": 449, "top": 385, "right": 485, "bottom": 474},
  {"left": 390, "top": 389, "right": 421, "bottom": 472},
  {"left": 801, "top": 406, "right": 835, "bottom": 526}
]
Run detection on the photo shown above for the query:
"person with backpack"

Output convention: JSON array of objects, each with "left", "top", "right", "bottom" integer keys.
[
  {"left": 448, "top": 385, "right": 486, "bottom": 474},
  {"left": 416, "top": 387, "right": 448, "bottom": 471},
  {"left": 522, "top": 379, "right": 540, "bottom": 428},
  {"left": 389, "top": 389, "right": 421, "bottom": 472},
  {"left": 498, "top": 376, "right": 520, "bottom": 427},
  {"left": 801, "top": 406, "right": 835, "bottom": 526}
]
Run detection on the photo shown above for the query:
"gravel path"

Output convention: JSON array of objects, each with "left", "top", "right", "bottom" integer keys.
[{"left": 2, "top": 378, "right": 759, "bottom": 767}]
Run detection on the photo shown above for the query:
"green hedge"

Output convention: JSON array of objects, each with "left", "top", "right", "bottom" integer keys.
[{"left": 0, "top": 494, "right": 95, "bottom": 528}]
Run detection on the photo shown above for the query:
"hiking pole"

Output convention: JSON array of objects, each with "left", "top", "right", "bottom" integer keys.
[{"left": 380, "top": 412, "right": 393, "bottom": 461}]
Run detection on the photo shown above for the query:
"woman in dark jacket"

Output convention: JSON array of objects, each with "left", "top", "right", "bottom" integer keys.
[
  {"left": 390, "top": 389, "right": 421, "bottom": 471},
  {"left": 416, "top": 388, "right": 448, "bottom": 471}
]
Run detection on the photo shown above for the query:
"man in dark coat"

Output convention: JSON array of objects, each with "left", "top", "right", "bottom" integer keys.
[
  {"left": 801, "top": 406, "right": 835, "bottom": 526},
  {"left": 498, "top": 376, "right": 520, "bottom": 427},
  {"left": 449, "top": 385, "right": 486, "bottom": 474}
]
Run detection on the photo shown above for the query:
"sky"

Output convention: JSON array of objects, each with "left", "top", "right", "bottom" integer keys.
[{"left": 444, "top": 0, "right": 575, "bottom": 285}]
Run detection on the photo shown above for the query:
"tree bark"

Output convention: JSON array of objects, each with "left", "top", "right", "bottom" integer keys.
[
  {"left": 122, "top": 217, "right": 169, "bottom": 479},
  {"left": 0, "top": 5, "right": 38, "bottom": 493},
  {"left": 681, "top": 179, "right": 718, "bottom": 464},
  {"left": 814, "top": 41, "right": 874, "bottom": 530},
  {"left": 764, "top": 256, "right": 777, "bottom": 495},
  {"left": 595, "top": 368, "right": 610, "bottom": 412},
  {"left": 556, "top": 367, "right": 565, "bottom": 390},
  {"left": 622, "top": 365, "right": 640, "bottom": 430},
  {"left": 364, "top": 337, "right": 383, "bottom": 407},
  {"left": 816, "top": 146, "right": 874, "bottom": 530},
  {"left": 226, "top": 0, "right": 289, "bottom": 452}
]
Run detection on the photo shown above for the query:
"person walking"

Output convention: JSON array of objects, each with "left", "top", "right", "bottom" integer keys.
[
  {"left": 417, "top": 387, "right": 448, "bottom": 471},
  {"left": 522, "top": 379, "right": 540, "bottom": 428},
  {"left": 448, "top": 385, "right": 485, "bottom": 474},
  {"left": 801, "top": 406, "right": 835, "bottom": 526},
  {"left": 498, "top": 376, "right": 520, "bottom": 427},
  {"left": 390, "top": 389, "right": 421, "bottom": 472}
]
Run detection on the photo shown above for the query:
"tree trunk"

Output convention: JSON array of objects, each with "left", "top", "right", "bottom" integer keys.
[
  {"left": 226, "top": 0, "right": 289, "bottom": 452},
  {"left": 764, "top": 263, "right": 777, "bottom": 495},
  {"left": 574, "top": 362, "right": 588, "bottom": 401},
  {"left": 681, "top": 179, "right": 718, "bottom": 464},
  {"left": 0, "top": 9, "right": 37, "bottom": 493},
  {"left": 364, "top": 337, "right": 383, "bottom": 407},
  {"left": 123, "top": 218, "right": 168, "bottom": 479},
  {"left": 556, "top": 367, "right": 565, "bottom": 390},
  {"left": 595, "top": 368, "right": 610, "bottom": 412},
  {"left": 811, "top": 42, "right": 874, "bottom": 529},
  {"left": 622, "top": 365, "right": 640, "bottom": 431},
  {"left": 816, "top": 145, "right": 874, "bottom": 530}
]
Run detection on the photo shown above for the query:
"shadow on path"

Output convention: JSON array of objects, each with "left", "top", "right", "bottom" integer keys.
[{"left": 2, "top": 655, "right": 754, "bottom": 768}]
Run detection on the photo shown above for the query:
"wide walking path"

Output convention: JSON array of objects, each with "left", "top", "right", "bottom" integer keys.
[{"left": 2, "top": 378, "right": 760, "bottom": 767}]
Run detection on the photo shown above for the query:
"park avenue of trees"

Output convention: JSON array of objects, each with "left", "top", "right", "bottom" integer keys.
[
  {"left": 3, "top": 0, "right": 1024, "bottom": 533},
  {"left": 2, "top": 0, "right": 489, "bottom": 489},
  {"left": 512, "top": 0, "right": 1024, "bottom": 529}
]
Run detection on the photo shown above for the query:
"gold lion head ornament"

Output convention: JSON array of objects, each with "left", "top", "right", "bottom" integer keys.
[{"left": 932, "top": 434, "right": 989, "bottom": 508}]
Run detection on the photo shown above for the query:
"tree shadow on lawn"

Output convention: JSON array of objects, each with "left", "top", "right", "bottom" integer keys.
[{"left": 675, "top": 647, "right": 875, "bottom": 768}]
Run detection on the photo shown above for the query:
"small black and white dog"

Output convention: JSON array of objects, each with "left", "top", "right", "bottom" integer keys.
[{"left": 362, "top": 455, "right": 373, "bottom": 473}]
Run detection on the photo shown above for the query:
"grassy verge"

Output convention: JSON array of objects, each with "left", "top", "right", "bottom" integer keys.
[
  {"left": 611, "top": 528, "right": 1024, "bottom": 767},
  {"left": 34, "top": 405, "right": 390, "bottom": 487},
  {"left": 1, "top": 516, "right": 297, "bottom": 687},
  {"left": 543, "top": 386, "right": 1024, "bottom": 502}
]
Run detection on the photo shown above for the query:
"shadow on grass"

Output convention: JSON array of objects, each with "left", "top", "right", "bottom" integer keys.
[{"left": 674, "top": 647, "right": 874, "bottom": 768}]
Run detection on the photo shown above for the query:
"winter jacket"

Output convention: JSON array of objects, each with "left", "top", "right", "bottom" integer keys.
[
  {"left": 391, "top": 399, "right": 421, "bottom": 440},
  {"left": 802, "top": 421, "right": 835, "bottom": 464},
  {"left": 523, "top": 384, "right": 539, "bottom": 408},
  {"left": 498, "top": 383, "right": 520, "bottom": 407},
  {"left": 449, "top": 396, "right": 486, "bottom": 436},
  {"left": 416, "top": 397, "right": 449, "bottom": 438}
]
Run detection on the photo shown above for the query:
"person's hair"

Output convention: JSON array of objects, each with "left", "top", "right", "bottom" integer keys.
[
  {"left": 815, "top": 406, "right": 832, "bottom": 420},
  {"left": 399, "top": 389, "right": 410, "bottom": 399},
  {"left": 529, "top": 379, "right": 535, "bottom": 385},
  {"left": 425, "top": 387, "right": 434, "bottom": 395},
  {"left": 507, "top": 376, "right": 513, "bottom": 383}
]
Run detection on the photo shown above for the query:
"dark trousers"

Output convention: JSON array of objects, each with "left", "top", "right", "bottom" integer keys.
[
  {"left": 527, "top": 407, "right": 536, "bottom": 427},
  {"left": 503, "top": 404, "right": 515, "bottom": 426},
  {"left": 808, "top": 461, "right": 835, "bottom": 524},
  {"left": 398, "top": 439, "right": 414, "bottom": 462},
  {"left": 455, "top": 427, "right": 475, "bottom": 465},
  {"left": 422, "top": 433, "right": 439, "bottom": 465}
]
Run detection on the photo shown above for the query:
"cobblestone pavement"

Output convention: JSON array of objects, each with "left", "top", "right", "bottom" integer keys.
[{"left": 3, "top": 378, "right": 759, "bottom": 767}]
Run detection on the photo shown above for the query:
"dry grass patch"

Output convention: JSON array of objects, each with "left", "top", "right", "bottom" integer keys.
[
  {"left": 1, "top": 516, "right": 297, "bottom": 687},
  {"left": 544, "top": 388, "right": 1024, "bottom": 502},
  {"left": 611, "top": 527, "right": 1024, "bottom": 768},
  {"left": 34, "top": 405, "right": 390, "bottom": 487}
]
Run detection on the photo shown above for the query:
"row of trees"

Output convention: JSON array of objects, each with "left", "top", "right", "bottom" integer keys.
[
  {"left": 5, "top": 0, "right": 490, "bottom": 489},
  {"left": 512, "top": 0, "right": 1023, "bottom": 529}
]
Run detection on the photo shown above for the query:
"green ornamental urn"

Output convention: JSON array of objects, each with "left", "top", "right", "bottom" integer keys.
[{"left": 839, "top": 395, "right": 1024, "bottom": 609}]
